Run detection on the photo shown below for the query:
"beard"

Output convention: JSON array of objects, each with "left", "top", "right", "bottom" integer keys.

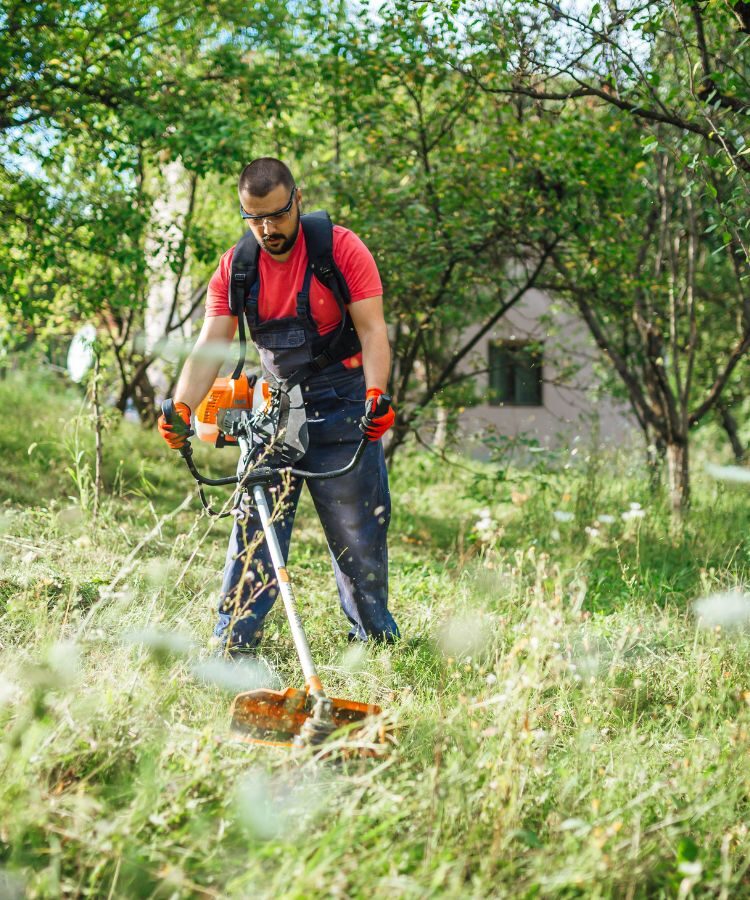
[{"left": 261, "top": 210, "right": 300, "bottom": 256}]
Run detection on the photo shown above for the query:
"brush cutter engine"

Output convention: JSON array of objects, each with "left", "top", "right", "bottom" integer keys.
[
  {"left": 221, "top": 379, "right": 308, "bottom": 468},
  {"left": 195, "top": 372, "right": 308, "bottom": 467}
]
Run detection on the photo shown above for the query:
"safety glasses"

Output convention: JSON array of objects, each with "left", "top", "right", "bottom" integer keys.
[{"left": 239, "top": 186, "right": 297, "bottom": 223}]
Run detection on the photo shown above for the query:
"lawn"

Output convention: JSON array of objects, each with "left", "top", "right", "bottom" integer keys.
[{"left": 1, "top": 368, "right": 749, "bottom": 898}]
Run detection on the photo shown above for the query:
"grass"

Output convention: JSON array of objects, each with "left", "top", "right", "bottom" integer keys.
[{"left": 1, "top": 367, "right": 750, "bottom": 898}]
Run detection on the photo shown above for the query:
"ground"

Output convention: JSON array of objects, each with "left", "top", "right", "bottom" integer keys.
[{"left": 1, "top": 368, "right": 749, "bottom": 898}]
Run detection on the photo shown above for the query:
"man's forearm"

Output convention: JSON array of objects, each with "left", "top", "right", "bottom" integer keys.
[
  {"left": 174, "top": 349, "right": 223, "bottom": 411},
  {"left": 172, "top": 316, "right": 238, "bottom": 412},
  {"left": 359, "top": 326, "right": 391, "bottom": 393}
]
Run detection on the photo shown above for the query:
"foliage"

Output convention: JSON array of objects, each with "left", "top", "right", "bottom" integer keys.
[
  {"left": 2, "top": 0, "right": 748, "bottom": 494},
  {"left": 414, "top": 0, "right": 750, "bottom": 508},
  {"left": 434, "top": 0, "right": 750, "bottom": 265},
  {"left": 0, "top": 0, "right": 293, "bottom": 417},
  {"left": 303, "top": 0, "right": 570, "bottom": 448}
]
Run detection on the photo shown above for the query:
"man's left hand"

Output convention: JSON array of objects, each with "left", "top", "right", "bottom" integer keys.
[{"left": 360, "top": 387, "right": 395, "bottom": 441}]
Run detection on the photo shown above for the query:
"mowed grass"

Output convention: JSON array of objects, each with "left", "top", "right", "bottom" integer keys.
[{"left": 1, "top": 367, "right": 750, "bottom": 898}]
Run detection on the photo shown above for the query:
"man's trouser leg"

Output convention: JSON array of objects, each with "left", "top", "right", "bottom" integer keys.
[
  {"left": 213, "top": 477, "right": 303, "bottom": 651},
  {"left": 302, "top": 367, "right": 399, "bottom": 643},
  {"left": 307, "top": 439, "right": 398, "bottom": 641}
]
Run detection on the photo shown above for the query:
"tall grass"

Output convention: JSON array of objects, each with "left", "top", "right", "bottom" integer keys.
[{"left": 1, "top": 369, "right": 749, "bottom": 898}]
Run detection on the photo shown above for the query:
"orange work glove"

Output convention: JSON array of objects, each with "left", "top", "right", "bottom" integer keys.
[
  {"left": 158, "top": 400, "right": 192, "bottom": 450},
  {"left": 359, "top": 388, "right": 395, "bottom": 441}
]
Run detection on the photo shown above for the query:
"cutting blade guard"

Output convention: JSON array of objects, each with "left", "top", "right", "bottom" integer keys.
[{"left": 229, "top": 688, "right": 383, "bottom": 749}]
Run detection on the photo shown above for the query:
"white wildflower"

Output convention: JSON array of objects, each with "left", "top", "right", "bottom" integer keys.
[
  {"left": 124, "top": 629, "right": 195, "bottom": 656},
  {"left": 48, "top": 641, "right": 80, "bottom": 685},
  {"left": 705, "top": 463, "right": 750, "bottom": 484},
  {"left": 437, "top": 615, "right": 489, "bottom": 658},
  {"left": 236, "top": 769, "right": 322, "bottom": 841},
  {"left": 236, "top": 771, "right": 285, "bottom": 840},
  {"left": 191, "top": 658, "right": 281, "bottom": 693},
  {"left": 338, "top": 643, "right": 367, "bottom": 673},
  {"left": 474, "top": 508, "right": 496, "bottom": 543},
  {"left": 693, "top": 590, "right": 750, "bottom": 630},
  {"left": 553, "top": 510, "right": 574, "bottom": 523},
  {"left": 678, "top": 860, "right": 703, "bottom": 878}
]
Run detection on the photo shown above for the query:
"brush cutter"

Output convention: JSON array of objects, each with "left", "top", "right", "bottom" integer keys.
[{"left": 162, "top": 375, "right": 391, "bottom": 750}]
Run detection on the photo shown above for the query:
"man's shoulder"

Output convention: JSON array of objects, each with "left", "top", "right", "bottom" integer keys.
[
  {"left": 331, "top": 224, "right": 375, "bottom": 259},
  {"left": 219, "top": 243, "right": 237, "bottom": 266},
  {"left": 332, "top": 223, "right": 363, "bottom": 243},
  {"left": 330, "top": 223, "right": 381, "bottom": 297}
]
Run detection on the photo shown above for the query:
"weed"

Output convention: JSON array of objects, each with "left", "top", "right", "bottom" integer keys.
[{"left": 0, "top": 372, "right": 749, "bottom": 897}]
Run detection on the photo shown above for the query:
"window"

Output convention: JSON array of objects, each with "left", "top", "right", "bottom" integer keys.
[{"left": 489, "top": 340, "right": 543, "bottom": 406}]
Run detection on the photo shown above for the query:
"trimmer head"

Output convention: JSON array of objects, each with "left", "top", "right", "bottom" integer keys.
[{"left": 229, "top": 687, "right": 383, "bottom": 750}]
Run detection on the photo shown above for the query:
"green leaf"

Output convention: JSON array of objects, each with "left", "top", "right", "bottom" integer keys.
[
  {"left": 513, "top": 829, "right": 543, "bottom": 848},
  {"left": 677, "top": 836, "right": 699, "bottom": 863}
]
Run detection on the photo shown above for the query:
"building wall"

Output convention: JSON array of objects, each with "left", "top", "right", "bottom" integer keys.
[{"left": 458, "top": 288, "right": 637, "bottom": 449}]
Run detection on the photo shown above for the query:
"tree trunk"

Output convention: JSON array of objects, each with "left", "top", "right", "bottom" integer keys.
[
  {"left": 643, "top": 426, "right": 666, "bottom": 493},
  {"left": 432, "top": 406, "right": 448, "bottom": 450},
  {"left": 92, "top": 350, "right": 103, "bottom": 520},
  {"left": 666, "top": 440, "right": 690, "bottom": 515},
  {"left": 131, "top": 367, "right": 158, "bottom": 426}
]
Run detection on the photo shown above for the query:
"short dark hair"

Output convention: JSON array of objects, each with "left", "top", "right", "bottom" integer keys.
[{"left": 238, "top": 158, "right": 295, "bottom": 198}]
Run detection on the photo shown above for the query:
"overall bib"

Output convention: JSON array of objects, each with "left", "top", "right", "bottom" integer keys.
[{"left": 214, "top": 266, "right": 400, "bottom": 649}]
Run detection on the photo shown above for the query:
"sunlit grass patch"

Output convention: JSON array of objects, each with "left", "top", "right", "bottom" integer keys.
[{"left": 1, "top": 373, "right": 750, "bottom": 896}]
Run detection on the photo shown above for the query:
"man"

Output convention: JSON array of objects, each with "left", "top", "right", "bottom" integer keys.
[{"left": 158, "top": 157, "right": 400, "bottom": 653}]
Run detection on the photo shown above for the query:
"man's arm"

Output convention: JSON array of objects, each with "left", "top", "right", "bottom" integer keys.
[
  {"left": 348, "top": 295, "right": 390, "bottom": 391},
  {"left": 174, "top": 315, "right": 237, "bottom": 411}
]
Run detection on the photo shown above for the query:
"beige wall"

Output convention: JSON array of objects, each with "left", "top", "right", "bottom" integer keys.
[{"left": 458, "top": 289, "right": 637, "bottom": 450}]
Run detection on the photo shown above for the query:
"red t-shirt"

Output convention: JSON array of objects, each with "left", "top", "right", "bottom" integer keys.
[{"left": 206, "top": 225, "right": 382, "bottom": 368}]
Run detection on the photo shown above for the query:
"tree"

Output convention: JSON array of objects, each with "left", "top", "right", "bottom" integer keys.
[
  {"left": 436, "top": 0, "right": 750, "bottom": 265},
  {"left": 537, "top": 111, "right": 748, "bottom": 513},
  {"left": 0, "top": 0, "right": 294, "bottom": 419},
  {"left": 421, "top": 0, "right": 750, "bottom": 511},
  {"left": 292, "top": 0, "right": 566, "bottom": 454}
]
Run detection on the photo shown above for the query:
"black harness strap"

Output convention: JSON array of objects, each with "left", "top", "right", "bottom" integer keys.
[
  {"left": 229, "top": 228, "right": 261, "bottom": 381},
  {"left": 284, "top": 211, "right": 360, "bottom": 389},
  {"left": 229, "top": 210, "right": 362, "bottom": 388}
]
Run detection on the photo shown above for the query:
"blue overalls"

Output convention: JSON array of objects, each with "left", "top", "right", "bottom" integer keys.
[{"left": 213, "top": 265, "right": 400, "bottom": 650}]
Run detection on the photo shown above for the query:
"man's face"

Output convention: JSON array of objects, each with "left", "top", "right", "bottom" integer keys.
[{"left": 239, "top": 183, "right": 301, "bottom": 256}]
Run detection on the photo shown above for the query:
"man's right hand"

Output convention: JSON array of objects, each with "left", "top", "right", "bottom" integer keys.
[{"left": 158, "top": 401, "right": 192, "bottom": 450}]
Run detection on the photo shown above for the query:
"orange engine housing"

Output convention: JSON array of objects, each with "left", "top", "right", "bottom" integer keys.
[{"left": 195, "top": 374, "right": 253, "bottom": 444}]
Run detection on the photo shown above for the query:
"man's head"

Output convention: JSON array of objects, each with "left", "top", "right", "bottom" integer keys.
[{"left": 238, "top": 158, "right": 302, "bottom": 257}]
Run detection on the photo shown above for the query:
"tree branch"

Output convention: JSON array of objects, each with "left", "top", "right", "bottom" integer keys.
[
  {"left": 689, "top": 327, "right": 750, "bottom": 425},
  {"left": 550, "top": 250, "right": 662, "bottom": 431},
  {"left": 413, "top": 240, "right": 558, "bottom": 414}
]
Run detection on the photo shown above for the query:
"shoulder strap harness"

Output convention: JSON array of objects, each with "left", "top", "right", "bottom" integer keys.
[{"left": 229, "top": 210, "right": 361, "bottom": 387}]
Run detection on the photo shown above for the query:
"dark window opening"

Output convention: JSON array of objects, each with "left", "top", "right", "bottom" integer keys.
[{"left": 489, "top": 340, "right": 543, "bottom": 407}]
